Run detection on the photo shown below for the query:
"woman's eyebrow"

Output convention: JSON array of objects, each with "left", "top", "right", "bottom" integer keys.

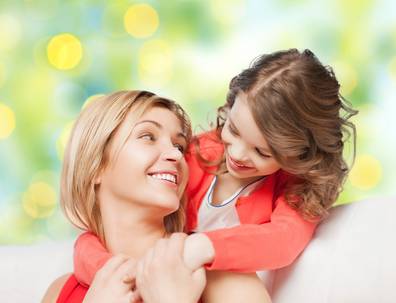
[
  {"left": 136, "top": 120, "right": 162, "bottom": 129},
  {"left": 229, "top": 117, "right": 270, "bottom": 154},
  {"left": 136, "top": 120, "right": 186, "bottom": 141}
]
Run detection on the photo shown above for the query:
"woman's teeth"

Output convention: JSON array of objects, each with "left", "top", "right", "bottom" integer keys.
[{"left": 151, "top": 173, "right": 176, "bottom": 184}]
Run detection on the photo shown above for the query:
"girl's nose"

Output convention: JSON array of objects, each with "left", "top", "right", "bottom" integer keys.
[{"left": 228, "top": 142, "right": 248, "bottom": 162}]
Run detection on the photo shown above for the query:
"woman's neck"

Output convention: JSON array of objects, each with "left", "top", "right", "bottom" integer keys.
[{"left": 100, "top": 199, "right": 168, "bottom": 258}]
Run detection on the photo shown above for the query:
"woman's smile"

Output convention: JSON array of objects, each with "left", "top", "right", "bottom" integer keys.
[{"left": 148, "top": 170, "right": 179, "bottom": 188}]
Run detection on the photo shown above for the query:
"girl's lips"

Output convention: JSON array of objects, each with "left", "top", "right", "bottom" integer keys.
[{"left": 227, "top": 155, "right": 255, "bottom": 172}]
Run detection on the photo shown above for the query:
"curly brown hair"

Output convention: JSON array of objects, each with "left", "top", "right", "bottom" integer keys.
[{"left": 206, "top": 49, "right": 357, "bottom": 220}]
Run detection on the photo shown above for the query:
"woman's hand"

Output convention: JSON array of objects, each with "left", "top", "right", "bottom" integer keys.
[
  {"left": 133, "top": 233, "right": 206, "bottom": 303},
  {"left": 83, "top": 254, "right": 139, "bottom": 303},
  {"left": 183, "top": 233, "right": 215, "bottom": 271}
]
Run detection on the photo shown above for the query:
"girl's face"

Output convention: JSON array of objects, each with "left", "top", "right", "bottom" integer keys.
[
  {"left": 96, "top": 105, "right": 189, "bottom": 215},
  {"left": 221, "top": 93, "right": 282, "bottom": 180}
]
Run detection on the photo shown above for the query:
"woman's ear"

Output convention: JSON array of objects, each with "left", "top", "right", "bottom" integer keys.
[{"left": 94, "top": 171, "right": 102, "bottom": 185}]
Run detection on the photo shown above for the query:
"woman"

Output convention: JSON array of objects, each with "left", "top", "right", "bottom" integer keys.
[{"left": 42, "top": 90, "right": 271, "bottom": 303}]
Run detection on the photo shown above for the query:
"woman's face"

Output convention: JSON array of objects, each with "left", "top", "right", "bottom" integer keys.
[
  {"left": 221, "top": 92, "right": 282, "bottom": 180},
  {"left": 96, "top": 105, "right": 189, "bottom": 215}
]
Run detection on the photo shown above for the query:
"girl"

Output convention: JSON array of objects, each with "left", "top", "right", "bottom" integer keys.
[
  {"left": 73, "top": 49, "right": 357, "bottom": 298},
  {"left": 42, "top": 90, "right": 270, "bottom": 303}
]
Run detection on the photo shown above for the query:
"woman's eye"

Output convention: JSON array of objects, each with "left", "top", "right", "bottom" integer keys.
[
  {"left": 175, "top": 145, "right": 185, "bottom": 154},
  {"left": 256, "top": 148, "right": 271, "bottom": 158},
  {"left": 141, "top": 134, "right": 154, "bottom": 141}
]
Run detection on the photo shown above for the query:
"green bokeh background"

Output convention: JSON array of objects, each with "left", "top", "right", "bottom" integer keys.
[{"left": 0, "top": 0, "right": 395, "bottom": 244}]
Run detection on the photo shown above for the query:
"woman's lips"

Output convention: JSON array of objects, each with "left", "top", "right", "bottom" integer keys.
[{"left": 227, "top": 154, "right": 255, "bottom": 172}]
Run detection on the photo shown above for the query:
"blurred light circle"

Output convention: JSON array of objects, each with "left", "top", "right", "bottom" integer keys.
[
  {"left": 138, "top": 66, "right": 172, "bottom": 89},
  {"left": 47, "top": 210, "right": 71, "bottom": 239},
  {"left": 349, "top": 154, "right": 382, "bottom": 190},
  {"left": 30, "top": 170, "right": 60, "bottom": 192},
  {"left": 62, "top": 44, "right": 93, "bottom": 77},
  {"left": 0, "top": 104, "right": 15, "bottom": 140},
  {"left": 24, "top": 0, "right": 59, "bottom": 20},
  {"left": 0, "top": 15, "right": 22, "bottom": 51},
  {"left": 124, "top": 4, "right": 159, "bottom": 39},
  {"left": 53, "top": 82, "right": 87, "bottom": 118},
  {"left": 138, "top": 39, "right": 172, "bottom": 60},
  {"left": 210, "top": 0, "right": 246, "bottom": 24},
  {"left": 56, "top": 121, "right": 75, "bottom": 160},
  {"left": 29, "top": 183, "right": 57, "bottom": 206},
  {"left": 140, "top": 54, "right": 171, "bottom": 74},
  {"left": 387, "top": 56, "right": 396, "bottom": 86},
  {"left": 138, "top": 39, "right": 173, "bottom": 88},
  {"left": 4, "top": 192, "right": 35, "bottom": 227},
  {"left": 352, "top": 104, "right": 385, "bottom": 139},
  {"left": 23, "top": 193, "right": 38, "bottom": 218},
  {"left": 331, "top": 62, "right": 357, "bottom": 96},
  {"left": 83, "top": 94, "right": 105, "bottom": 109},
  {"left": 23, "top": 192, "right": 56, "bottom": 219},
  {"left": 47, "top": 34, "right": 83, "bottom": 70},
  {"left": 101, "top": 3, "right": 129, "bottom": 38},
  {"left": 33, "top": 37, "right": 53, "bottom": 71},
  {"left": 0, "top": 61, "right": 6, "bottom": 88}
]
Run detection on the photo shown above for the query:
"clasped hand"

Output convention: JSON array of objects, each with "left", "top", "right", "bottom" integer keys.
[{"left": 83, "top": 233, "right": 206, "bottom": 303}]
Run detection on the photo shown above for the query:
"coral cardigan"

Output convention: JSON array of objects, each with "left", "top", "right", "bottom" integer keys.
[
  {"left": 184, "top": 132, "right": 318, "bottom": 272},
  {"left": 73, "top": 132, "right": 318, "bottom": 285}
]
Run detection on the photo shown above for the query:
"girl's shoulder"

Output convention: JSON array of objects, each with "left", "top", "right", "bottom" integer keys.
[
  {"left": 187, "top": 130, "right": 223, "bottom": 161},
  {"left": 273, "top": 169, "right": 302, "bottom": 197}
]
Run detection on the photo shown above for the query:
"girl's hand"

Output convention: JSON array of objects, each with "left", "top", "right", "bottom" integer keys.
[
  {"left": 183, "top": 233, "right": 215, "bottom": 271},
  {"left": 134, "top": 233, "right": 206, "bottom": 303},
  {"left": 83, "top": 254, "right": 139, "bottom": 303}
]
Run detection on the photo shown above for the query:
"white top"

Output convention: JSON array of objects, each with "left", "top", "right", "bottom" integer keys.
[
  {"left": 193, "top": 175, "right": 266, "bottom": 232},
  {"left": 192, "top": 174, "right": 274, "bottom": 291}
]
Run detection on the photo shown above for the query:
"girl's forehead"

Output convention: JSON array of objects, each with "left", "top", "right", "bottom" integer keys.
[{"left": 230, "top": 94, "right": 269, "bottom": 148}]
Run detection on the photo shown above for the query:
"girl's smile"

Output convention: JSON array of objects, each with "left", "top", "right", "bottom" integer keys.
[
  {"left": 221, "top": 92, "right": 282, "bottom": 181},
  {"left": 228, "top": 154, "right": 256, "bottom": 171}
]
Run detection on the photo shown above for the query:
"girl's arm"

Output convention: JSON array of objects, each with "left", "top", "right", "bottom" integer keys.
[
  {"left": 184, "top": 198, "right": 318, "bottom": 272},
  {"left": 74, "top": 232, "right": 115, "bottom": 286}
]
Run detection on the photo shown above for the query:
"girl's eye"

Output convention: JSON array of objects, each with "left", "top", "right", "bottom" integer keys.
[
  {"left": 256, "top": 148, "right": 271, "bottom": 158},
  {"left": 141, "top": 134, "right": 154, "bottom": 141},
  {"left": 228, "top": 124, "right": 238, "bottom": 136},
  {"left": 175, "top": 145, "right": 185, "bottom": 154}
]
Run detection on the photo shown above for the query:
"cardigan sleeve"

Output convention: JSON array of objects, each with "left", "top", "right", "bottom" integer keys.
[
  {"left": 202, "top": 197, "right": 318, "bottom": 272},
  {"left": 73, "top": 232, "right": 113, "bottom": 287}
]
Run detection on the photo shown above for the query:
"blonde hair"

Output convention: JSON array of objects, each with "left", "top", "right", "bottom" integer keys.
[{"left": 60, "top": 90, "right": 192, "bottom": 246}]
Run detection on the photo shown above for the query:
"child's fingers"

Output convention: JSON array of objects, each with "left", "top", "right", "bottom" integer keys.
[
  {"left": 99, "top": 253, "right": 132, "bottom": 275},
  {"left": 152, "top": 238, "right": 168, "bottom": 261},
  {"left": 123, "top": 269, "right": 136, "bottom": 283},
  {"left": 130, "top": 288, "right": 141, "bottom": 303},
  {"left": 166, "top": 232, "right": 187, "bottom": 257}
]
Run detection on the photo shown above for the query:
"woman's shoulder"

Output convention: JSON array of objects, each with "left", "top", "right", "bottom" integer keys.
[{"left": 41, "top": 273, "right": 72, "bottom": 303}]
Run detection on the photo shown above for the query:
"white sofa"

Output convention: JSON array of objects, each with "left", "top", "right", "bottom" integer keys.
[{"left": 1, "top": 197, "right": 395, "bottom": 303}]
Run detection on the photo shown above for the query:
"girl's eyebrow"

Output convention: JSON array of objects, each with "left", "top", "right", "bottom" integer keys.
[
  {"left": 136, "top": 120, "right": 187, "bottom": 141},
  {"left": 229, "top": 117, "right": 270, "bottom": 154}
]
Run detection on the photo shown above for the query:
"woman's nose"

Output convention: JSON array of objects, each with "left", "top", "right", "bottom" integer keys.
[{"left": 161, "top": 144, "right": 183, "bottom": 163}]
